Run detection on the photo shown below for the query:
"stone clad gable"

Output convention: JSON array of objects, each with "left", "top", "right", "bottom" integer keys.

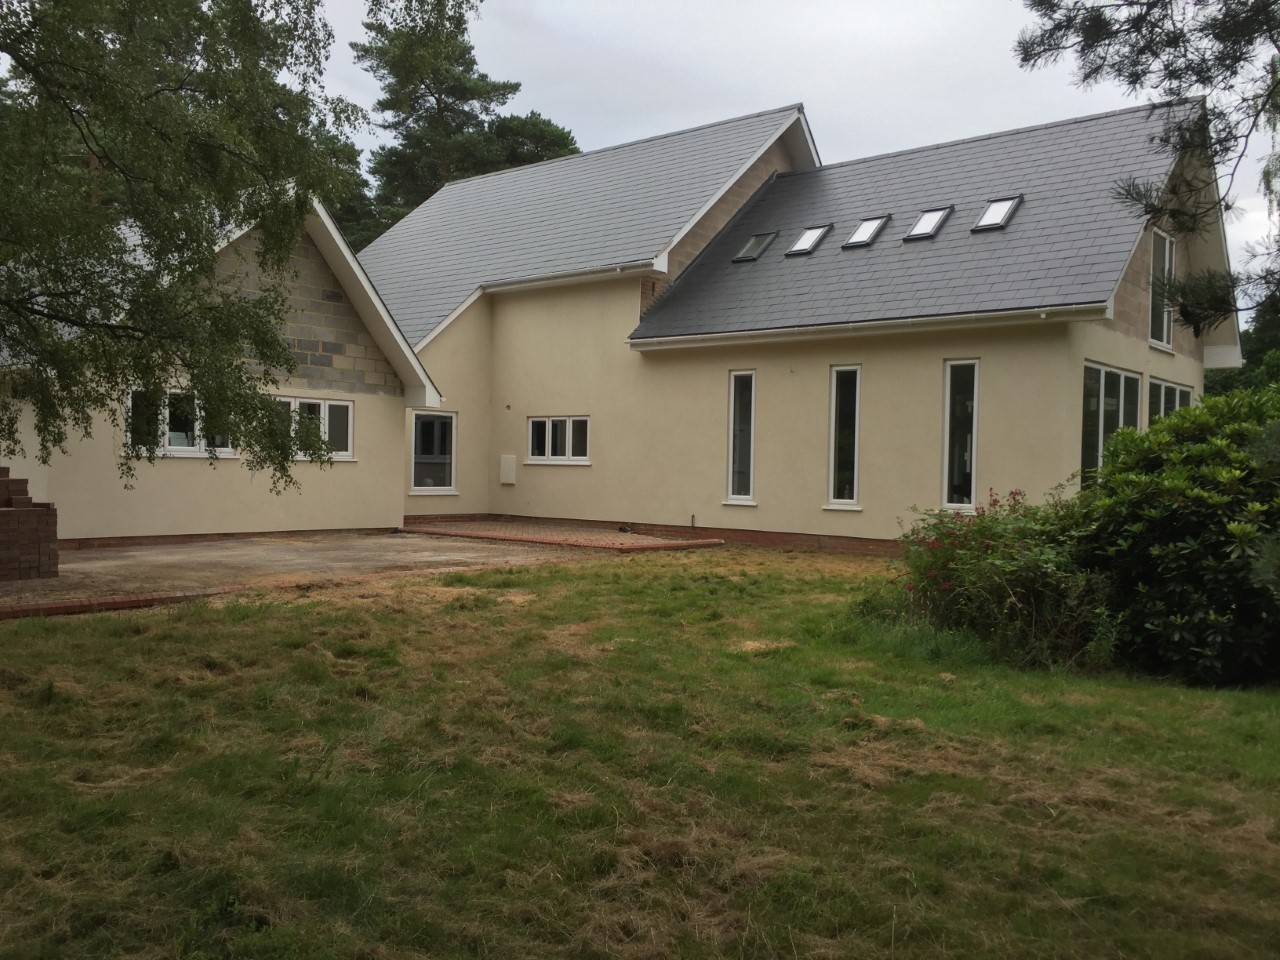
[{"left": 218, "top": 230, "right": 404, "bottom": 398}]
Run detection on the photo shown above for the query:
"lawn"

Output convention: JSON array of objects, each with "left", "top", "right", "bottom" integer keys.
[{"left": 1, "top": 548, "right": 1277, "bottom": 958}]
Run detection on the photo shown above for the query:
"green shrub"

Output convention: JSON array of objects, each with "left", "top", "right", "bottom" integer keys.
[
  {"left": 897, "top": 490, "right": 1115, "bottom": 669},
  {"left": 1088, "top": 385, "right": 1280, "bottom": 685}
]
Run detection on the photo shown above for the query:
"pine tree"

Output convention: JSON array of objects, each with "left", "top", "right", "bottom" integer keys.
[
  {"left": 1018, "top": 0, "right": 1280, "bottom": 333},
  {"left": 350, "top": 0, "right": 578, "bottom": 239}
]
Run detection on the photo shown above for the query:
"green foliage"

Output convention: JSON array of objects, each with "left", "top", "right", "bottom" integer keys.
[
  {"left": 350, "top": 0, "right": 578, "bottom": 235},
  {"left": 5, "top": 551, "right": 1280, "bottom": 957},
  {"left": 1018, "top": 0, "right": 1280, "bottom": 316},
  {"left": 1088, "top": 386, "right": 1280, "bottom": 684},
  {"left": 0, "top": 0, "right": 354, "bottom": 484},
  {"left": 1206, "top": 293, "right": 1280, "bottom": 395},
  {"left": 896, "top": 490, "right": 1115, "bottom": 670}
]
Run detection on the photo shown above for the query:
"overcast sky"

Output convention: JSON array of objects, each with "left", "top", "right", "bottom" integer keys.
[{"left": 322, "top": 0, "right": 1270, "bottom": 278}]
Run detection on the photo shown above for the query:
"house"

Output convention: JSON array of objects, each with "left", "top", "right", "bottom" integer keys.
[
  {"left": 1, "top": 203, "right": 442, "bottom": 543},
  {"left": 363, "top": 99, "right": 1239, "bottom": 548},
  {"left": 0, "top": 100, "right": 1242, "bottom": 550}
]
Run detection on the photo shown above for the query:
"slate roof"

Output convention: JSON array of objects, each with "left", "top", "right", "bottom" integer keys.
[
  {"left": 359, "top": 104, "right": 807, "bottom": 345},
  {"left": 632, "top": 101, "right": 1199, "bottom": 342}
]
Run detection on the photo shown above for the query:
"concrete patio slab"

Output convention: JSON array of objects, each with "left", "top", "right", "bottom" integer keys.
[{"left": 0, "top": 532, "right": 584, "bottom": 611}]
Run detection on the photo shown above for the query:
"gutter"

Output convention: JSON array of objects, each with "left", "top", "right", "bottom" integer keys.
[
  {"left": 482, "top": 259, "right": 656, "bottom": 293},
  {"left": 627, "top": 303, "right": 1106, "bottom": 351}
]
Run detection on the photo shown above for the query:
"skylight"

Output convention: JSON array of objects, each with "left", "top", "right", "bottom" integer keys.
[
  {"left": 733, "top": 233, "right": 777, "bottom": 262},
  {"left": 842, "top": 216, "right": 891, "bottom": 248},
  {"left": 973, "top": 195, "right": 1023, "bottom": 231},
  {"left": 904, "top": 207, "right": 952, "bottom": 240},
  {"left": 786, "top": 224, "right": 832, "bottom": 256}
]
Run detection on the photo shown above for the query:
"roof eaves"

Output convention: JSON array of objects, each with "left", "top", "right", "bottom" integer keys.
[{"left": 630, "top": 301, "right": 1110, "bottom": 349}]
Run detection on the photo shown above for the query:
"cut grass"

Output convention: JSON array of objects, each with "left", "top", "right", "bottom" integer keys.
[{"left": 0, "top": 547, "right": 1277, "bottom": 958}]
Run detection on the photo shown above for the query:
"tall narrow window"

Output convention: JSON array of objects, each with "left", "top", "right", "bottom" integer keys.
[
  {"left": 829, "top": 366, "right": 860, "bottom": 504},
  {"left": 944, "top": 361, "right": 978, "bottom": 508},
  {"left": 1081, "top": 363, "right": 1140, "bottom": 478},
  {"left": 1150, "top": 229, "right": 1175, "bottom": 346},
  {"left": 728, "top": 371, "right": 755, "bottom": 501},
  {"left": 413, "top": 412, "right": 455, "bottom": 491}
]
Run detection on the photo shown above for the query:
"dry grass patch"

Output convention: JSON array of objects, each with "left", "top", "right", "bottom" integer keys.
[{"left": 0, "top": 547, "right": 1277, "bottom": 959}]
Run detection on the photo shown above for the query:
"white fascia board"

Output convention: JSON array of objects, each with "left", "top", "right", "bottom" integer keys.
[
  {"left": 415, "top": 288, "right": 484, "bottom": 352},
  {"left": 627, "top": 304, "right": 1106, "bottom": 351},
  {"left": 653, "top": 110, "right": 814, "bottom": 275},
  {"left": 1205, "top": 342, "right": 1244, "bottom": 369},
  {"left": 306, "top": 199, "right": 442, "bottom": 408},
  {"left": 412, "top": 259, "right": 655, "bottom": 353}
]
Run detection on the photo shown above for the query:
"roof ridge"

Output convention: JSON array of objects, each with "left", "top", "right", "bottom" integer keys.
[
  {"left": 785, "top": 97, "right": 1201, "bottom": 177},
  {"left": 433, "top": 103, "right": 804, "bottom": 192}
]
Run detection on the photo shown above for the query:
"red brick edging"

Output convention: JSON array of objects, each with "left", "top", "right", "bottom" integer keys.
[
  {"left": 0, "top": 586, "right": 239, "bottom": 620},
  {"left": 58, "top": 527, "right": 400, "bottom": 551},
  {"left": 403, "top": 513, "right": 901, "bottom": 557},
  {"left": 401, "top": 525, "right": 724, "bottom": 553}
]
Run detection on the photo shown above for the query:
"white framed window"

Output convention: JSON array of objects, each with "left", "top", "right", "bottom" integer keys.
[
  {"left": 733, "top": 233, "right": 777, "bottom": 262},
  {"left": 276, "top": 397, "right": 355, "bottom": 460},
  {"left": 943, "top": 360, "right": 978, "bottom": 508},
  {"left": 413, "top": 412, "right": 456, "bottom": 492},
  {"left": 1150, "top": 228, "right": 1175, "bottom": 347},
  {"left": 1148, "top": 377, "right": 1193, "bottom": 424},
  {"left": 842, "top": 216, "right": 890, "bottom": 248},
  {"left": 906, "top": 206, "right": 952, "bottom": 240},
  {"left": 727, "top": 370, "right": 755, "bottom": 503},
  {"left": 127, "top": 390, "right": 233, "bottom": 457},
  {"left": 526, "top": 416, "right": 589, "bottom": 463},
  {"left": 1081, "top": 362, "right": 1140, "bottom": 477},
  {"left": 828, "top": 365, "right": 860, "bottom": 506},
  {"left": 786, "top": 224, "right": 832, "bottom": 256},
  {"left": 972, "top": 195, "right": 1022, "bottom": 231}
]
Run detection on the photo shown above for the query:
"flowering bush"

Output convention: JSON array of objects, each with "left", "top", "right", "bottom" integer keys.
[{"left": 899, "top": 489, "right": 1115, "bottom": 669}]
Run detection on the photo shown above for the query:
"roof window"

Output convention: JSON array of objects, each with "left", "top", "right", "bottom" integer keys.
[
  {"left": 842, "top": 216, "right": 891, "bottom": 248},
  {"left": 973, "top": 195, "right": 1023, "bottom": 231},
  {"left": 904, "top": 207, "right": 952, "bottom": 240},
  {"left": 733, "top": 233, "right": 777, "bottom": 262},
  {"left": 786, "top": 224, "right": 832, "bottom": 256}
]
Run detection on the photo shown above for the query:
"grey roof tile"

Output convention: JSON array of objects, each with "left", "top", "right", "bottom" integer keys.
[
  {"left": 633, "top": 101, "right": 1197, "bottom": 341},
  {"left": 358, "top": 105, "right": 804, "bottom": 344}
]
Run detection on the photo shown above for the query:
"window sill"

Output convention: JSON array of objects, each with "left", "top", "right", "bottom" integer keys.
[
  {"left": 410, "top": 488, "right": 459, "bottom": 496},
  {"left": 126, "top": 450, "right": 240, "bottom": 460},
  {"left": 522, "top": 459, "right": 591, "bottom": 466},
  {"left": 823, "top": 503, "right": 863, "bottom": 512},
  {"left": 293, "top": 456, "right": 358, "bottom": 463},
  {"left": 1148, "top": 340, "right": 1175, "bottom": 354},
  {"left": 942, "top": 504, "right": 976, "bottom": 514},
  {"left": 722, "top": 499, "right": 757, "bottom": 507}
]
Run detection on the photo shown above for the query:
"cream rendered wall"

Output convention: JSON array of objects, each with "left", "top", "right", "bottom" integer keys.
[
  {"left": 29, "top": 386, "right": 410, "bottom": 539},
  {"left": 0, "top": 407, "right": 52, "bottom": 503},
  {"left": 406, "top": 296, "right": 494, "bottom": 517},
  {"left": 480, "top": 278, "right": 1080, "bottom": 540}
]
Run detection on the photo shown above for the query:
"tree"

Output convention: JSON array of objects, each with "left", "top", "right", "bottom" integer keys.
[
  {"left": 349, "top": 0, "right": 578, "bottom": 238},
  {"left": 1017, "top": 0, "right": 1280, "bottom": 333},
  {"left": 1206, "top": 291, "right": 1280, "bottom": 392},
  {"left": 0, "top": 0, "right": 366, "bottom": 486}
]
